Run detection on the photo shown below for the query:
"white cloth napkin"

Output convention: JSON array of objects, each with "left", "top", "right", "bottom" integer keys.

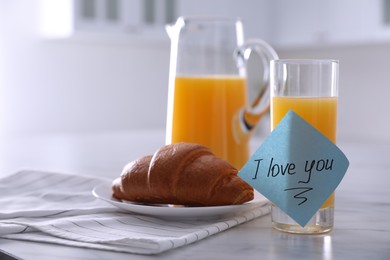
[{"left": 0, "top": 170, "right": 270, "bottom": 255}]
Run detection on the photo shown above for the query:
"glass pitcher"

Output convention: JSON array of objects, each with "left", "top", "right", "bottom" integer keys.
[{"left": 165, "top": 17, "right": 278, "bottom": 169}]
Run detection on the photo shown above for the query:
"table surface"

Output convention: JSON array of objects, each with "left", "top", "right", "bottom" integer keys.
[{"left": 0, "top": 130, "right": 389, "bottom": 260}]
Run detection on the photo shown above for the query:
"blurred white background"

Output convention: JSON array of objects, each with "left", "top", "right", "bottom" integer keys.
[{"left": 1, "top": 0, "right": 389, "bottom": 143}]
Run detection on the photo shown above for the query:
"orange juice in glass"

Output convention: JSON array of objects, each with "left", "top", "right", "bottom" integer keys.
[{"left": 270, "top": 59, "right": 339, "bottom": 234}]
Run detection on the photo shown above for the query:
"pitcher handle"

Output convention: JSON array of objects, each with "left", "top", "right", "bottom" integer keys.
[{"left": 233, "top": 39, "right": 279, "bottom": 140}]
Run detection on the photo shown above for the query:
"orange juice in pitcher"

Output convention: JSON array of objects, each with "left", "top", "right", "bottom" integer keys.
[
  {"left": 165, "top": 17, "right": 278, "bottom": 169},
  {"left": 171, "top": 76, "right": 249, "bottom": 169}
]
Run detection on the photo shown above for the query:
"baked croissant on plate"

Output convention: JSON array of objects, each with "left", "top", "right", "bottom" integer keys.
[{"left": 112, "top": 142, "right": 253, "bottom": 206}]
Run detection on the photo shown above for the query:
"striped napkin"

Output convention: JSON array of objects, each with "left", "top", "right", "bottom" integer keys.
[{"left": 0, "top": 170, "right": 270, "bottom": 255}]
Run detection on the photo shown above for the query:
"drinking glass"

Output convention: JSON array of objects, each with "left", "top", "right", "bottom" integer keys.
[{"left": 270, "top": 59, "right": 339, "bottom": 234}]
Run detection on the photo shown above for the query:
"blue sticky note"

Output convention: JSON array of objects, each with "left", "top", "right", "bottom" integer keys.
[{"left": 238, "top": 110, "right": 349, "bottom": 227}]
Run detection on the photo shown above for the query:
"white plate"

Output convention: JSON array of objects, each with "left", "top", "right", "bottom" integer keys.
[{"left": 92, "top": 183, "right": 268, "bottom": 219}]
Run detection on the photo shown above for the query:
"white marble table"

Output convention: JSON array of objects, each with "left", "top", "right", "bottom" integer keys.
[{"left": 0, "top": 131, "right": 389, "bottom": 260}]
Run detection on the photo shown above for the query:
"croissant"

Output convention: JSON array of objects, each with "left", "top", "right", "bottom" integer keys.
[{"left": 112, "top": 142, "right": 253, "bottom": 206}]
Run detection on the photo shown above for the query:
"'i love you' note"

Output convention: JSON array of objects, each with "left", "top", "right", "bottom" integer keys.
[{"left": 238, "top": 110, "right": 349, "bottom": 227}]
